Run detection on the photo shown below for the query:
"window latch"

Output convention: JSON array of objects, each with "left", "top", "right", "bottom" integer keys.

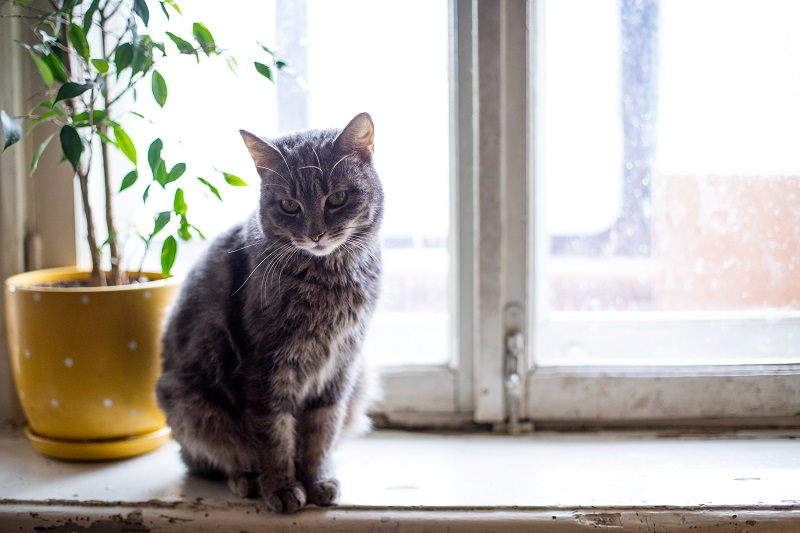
[{"left": 504, "top": 330, "right": 531, "bottom": 434}]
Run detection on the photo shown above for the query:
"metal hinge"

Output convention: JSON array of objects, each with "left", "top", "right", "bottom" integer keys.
[{"left": 503, "top": 330, "right": 534, "bottom": 435}]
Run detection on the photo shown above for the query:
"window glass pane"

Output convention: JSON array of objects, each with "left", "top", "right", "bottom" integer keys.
[
  {"left": 535, "top": 0, "right": 800, "bottom": 365},
  {"left": 109, "top": 0, "right": 451, "bottom": 366}
]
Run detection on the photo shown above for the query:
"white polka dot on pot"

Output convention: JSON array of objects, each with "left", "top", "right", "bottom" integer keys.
[
  {"left": 103, "top": 398, "right": 113, "bottom": 408},
  {"left": 128, "top": 341, "right": 138, "bottom": 351},
  {"left": 23, "top": 349, "right": 30, "bottom": 359},
  {"left": 64, "top": 357, "right": 74, "bottom": 368},
  {"left": 143, "top": 291, "right": 151, "bottom": 300},
  {"left": 33, "top": 292, "right": 41, "bottom": 302},
  {"left": 80, "top": 295, "right": 90, "bottom": 305},
  {"left": 50, "top": 398, "right": 59, "bottom": 408}
]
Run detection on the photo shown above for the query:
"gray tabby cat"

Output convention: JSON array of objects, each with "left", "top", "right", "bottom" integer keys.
[{"left": 156, "top": 113, "right": 383, "bottom": 513}]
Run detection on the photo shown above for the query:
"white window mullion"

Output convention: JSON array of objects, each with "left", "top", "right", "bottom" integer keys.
[
  {"left": 451, "top": 0, "right": 477, "bottom": 414},
  {"left": 473, "top": 0, "right": 530, "bottom": 425},
  {"left": 373, "top": 0, "right": 477, "bottom": 425}
]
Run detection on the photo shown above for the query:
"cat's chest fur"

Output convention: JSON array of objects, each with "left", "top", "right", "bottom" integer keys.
[{"left": 237, "top": 247, "right": 379, "bottom": 404}]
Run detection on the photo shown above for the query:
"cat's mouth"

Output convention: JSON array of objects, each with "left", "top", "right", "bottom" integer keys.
[
  {"left": 295, "top": 237, "right": 342, "bottom": 257},
  {"left": 294, "top": 227, "right": 357, "bottom": 257}
]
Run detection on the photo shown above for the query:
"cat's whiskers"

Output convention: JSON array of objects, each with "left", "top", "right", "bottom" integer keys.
[
  {"left": 227, "top": 241, "right": 266, "bottom": 254},
  {"left": 311, "top": 146, "right": 322, "bottom": 170},
  {"left": 255, "top": 165, "right": 292, "bottom": 187},
  {"left": 340, "top": 235, "right": 378, "bottom": 264},
  {"left": 262, "top": 242, "right": 298, "bottom": 305},
  {"left": 263, "top": 141, "right": 294, "bottom": 179},
  {"left": 298, "top": 165, "right": 323, "bottom": 174},
  {"left": 260, "top": 243, "right": 291, "bottom": 306},
  {"left": 341, "top": 240, "right": 377, "bottom": 269},
  {"left": 328, "top": 155, "right": 349, "bottom": 177},
  {"left": 232, "top": 242, "right": 292, "bottom": 296},
  {"left": 275, "top": 247, "right": 300, "bottom": 299}
]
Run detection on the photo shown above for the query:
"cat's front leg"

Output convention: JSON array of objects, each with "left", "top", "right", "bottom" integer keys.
[
  {"left": 255, "top": 412, "right": 307, "bottom": 513},
  {"left": 296, "top": 404, "right": 346, "bottom": 507}
]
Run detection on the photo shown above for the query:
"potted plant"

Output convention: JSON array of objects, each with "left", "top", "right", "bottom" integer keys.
[{"left": 1, "top": 0, "right": 281, "bottom": 460}]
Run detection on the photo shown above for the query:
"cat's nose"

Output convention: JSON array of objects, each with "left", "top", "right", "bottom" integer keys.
[{"left": 309, "top": 232, "right": 325, "bottom": 243}]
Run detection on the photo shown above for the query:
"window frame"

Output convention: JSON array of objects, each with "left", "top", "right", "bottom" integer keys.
[
  {"left": 3, "top": 0, "right": 799, "bottom": 431},
  {"left": 525, "top": 0, "right": 800, "bottom": 428},
  {"left": 375, "top": 0, "right": 476, "bottom": 426}
]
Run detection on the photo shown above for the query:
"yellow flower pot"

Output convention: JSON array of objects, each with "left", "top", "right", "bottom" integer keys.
[{"left": 4, "top": 267, "right": 179, "bottom": 460}]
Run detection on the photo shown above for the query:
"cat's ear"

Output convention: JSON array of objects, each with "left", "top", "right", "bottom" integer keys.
[
  {"left": 334, "top": 112, "right": 375, "bottom": 161},
  {"left": 239, "top": 130, "right": 285, "bottom": 178}
]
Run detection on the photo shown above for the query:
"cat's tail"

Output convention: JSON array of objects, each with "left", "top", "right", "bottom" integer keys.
[{"left": 342, "top": 360, "right": 382, "bottom": 437}]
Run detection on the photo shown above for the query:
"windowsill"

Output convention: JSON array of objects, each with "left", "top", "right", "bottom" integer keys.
[{"left": 1, "top": 428, "right": 798, "bottom": 531}]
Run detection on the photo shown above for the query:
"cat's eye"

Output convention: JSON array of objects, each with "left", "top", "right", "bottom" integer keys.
[
  {"left": 326, "top": 191, "right": 348, "bottom": 209},
  {"left": 280, "top": 199, "right": 301, "bottom": 214}
]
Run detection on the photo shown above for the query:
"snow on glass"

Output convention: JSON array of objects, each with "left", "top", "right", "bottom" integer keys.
[{"left": 543, "top": 0, "right": 800, "bottom": 314}]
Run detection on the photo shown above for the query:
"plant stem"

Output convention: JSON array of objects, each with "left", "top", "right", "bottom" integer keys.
[
  {"left": 77, "top": 164, "right": 107, "bottom": 286},
  {"left": 99, "top": 6, "right": 127, "bottom": 285},
  {"left": 99, "top": 124, "right": 126, "bottom": 284},
  {"left": 56, "top": 16, "right": 105, "bottom": 286}
]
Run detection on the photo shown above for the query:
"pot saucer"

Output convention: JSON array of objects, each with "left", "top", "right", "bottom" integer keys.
[{"left": 24, "top": 426, "right": 172, "bottom": 461}]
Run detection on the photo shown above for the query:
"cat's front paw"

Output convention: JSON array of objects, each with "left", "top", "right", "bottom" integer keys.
[
  {"left": 228, "top": 472, "right": 260, "bottom": 498},
  {"left": 306, "top": 478, "right": 340, "bottom": 507},
  {"left": 261, "top": 481, "right": 307, "bottom": 514}
]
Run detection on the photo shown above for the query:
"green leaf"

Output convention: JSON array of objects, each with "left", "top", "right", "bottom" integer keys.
[
  {"left": 147, "top": 138, "right": 163, "bottom": 172},
  {"left": 59, "top": 125, "right": 84, "bottom": 171},
  {"left": 129, "top": 111, "right": 150, "bottom": 122},
  {"left": 133, "top": 0, "right": 150, "bottom": 26},
  {"left": 191, "top": 224, "right": 206, "bottom": 240},
  {"left": 161, "top": 235, "right": 177, "bottom": 278},
  {"left": 154, "top": 159, "right": 168, "bottom": 187},
  {"left": 100, "top": 231, "right": 117, "bottom": 248},
  {"left": 51, "top": 36, "right": 66, "bottom": 65},
  {"left": 42, "top": 53, "right": 67, "bottom": 83},
  {"left": 177, "top": 220, "right": 192, "bottom": 241},
  {"left": 197, "top": 177, "right": 222, "bottom": 201},
  {"left": 192, "top": 22, "right": 216, "bottom": 55},
  {"left": 166, "top": 32, "right": 196, "bottom": 56},
  {"left": 254, "top": 62, "right": 272, "bottom": 81},
  {"left": 221, "top": 170, "right": 248, "bottom": 187},
  {"left": 275, "top": 60, "right": 287, "bottom": 70},
  {"left": 96, "top": 130, "right": 114, "bottom": 145},
  {"left": 159, "top": 0, "right": 170, "bottom": 20},
  {"left": 1, "top": 110, "right": 23, "bottom": 151},
  {"left": 173, "top": 188, "right": 187, "bottom": 216},
  {"left": 166, "top": 162, "right": 186, "bottom": 185},
  {"left": 119, "top": 169, "right": 138, "bottom": 191},
  {"left": 28, "top": 52, "right": 54, "bottom": 87},
  {"left": 163, "top": 0, "right": 182, "bottom": 15},
  {"left": 151, "top": 70, "right": 167, "bottom": 107},
  {"left": 113, "top": 125, "right": 137, "bottom": 164},
  {"left": 54, "top": 81, "right": 93, "bottom": 103},
  {"left": 30, "top": 132, "right": 56, "bottom": 174},
  {"left": 152, "top": 211, "right": 171, "bottom": 236},
  {"left": 114, "top": 43, "right": 133, "bottom": 74},
  {"left": 67, "top": 23, "right": 90, "bottom": 62},
  {"left": 138, "top": 34, "right": 158, "bottom": 70},
  {"left": 73, "top": 109, "right": 107, "bottom": 125},
  {"left": 29, "top": 109, "right": 63, "bottom": 130},
  {"left": 143, "top": 183, "right": 152, "bottom": 202},
  {"left": 91, "top": 58, "right": 109, "bottom": 73},
  {"left": 225, "top": 55, "right": 238, "bottom": 74},
  {"left": 258, "top": 43, "right": 274, "bottom": 56},
  {"left": 83, "top": 0, "right": 101, "bottom": 34}
]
